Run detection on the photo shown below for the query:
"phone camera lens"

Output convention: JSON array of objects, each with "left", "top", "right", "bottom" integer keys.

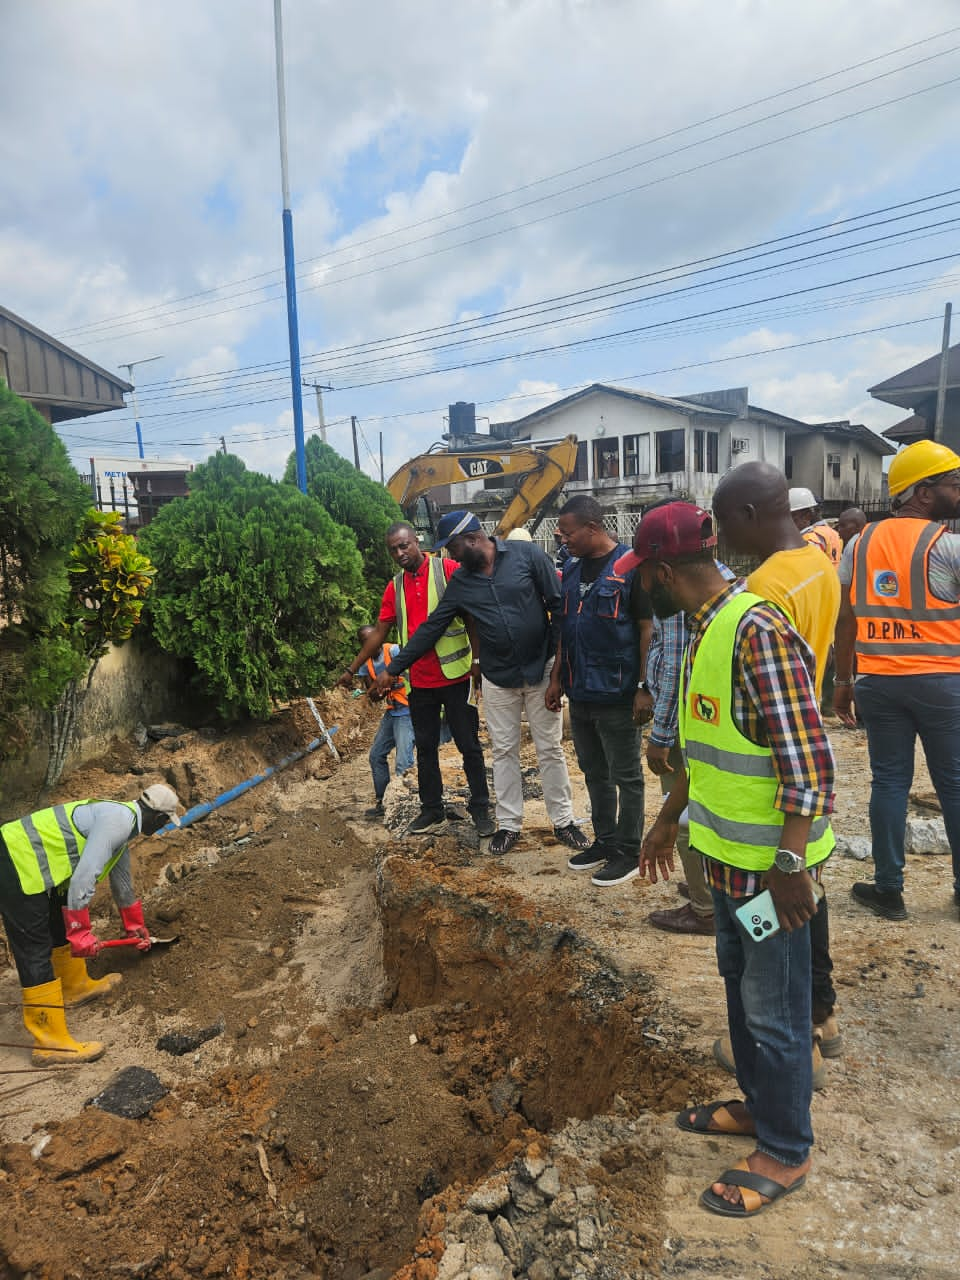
[
  {"left": 751, "top": 914, "right": 761, "bottom": 925},
  {"left": 753, "top": 926, "right": 763, "bottom": 937}
]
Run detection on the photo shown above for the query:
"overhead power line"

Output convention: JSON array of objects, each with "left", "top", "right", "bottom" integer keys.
[
  {"left": 56, "top": 32, "right": 960, "bottom": 346},
  {"left": 130, "top": 188, "right": 960, "bottom": 400}
]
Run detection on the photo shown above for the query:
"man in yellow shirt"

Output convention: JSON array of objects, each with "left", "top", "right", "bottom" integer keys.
[{"left": 712, "top": 462, "right": 842, "bottom": 1071}]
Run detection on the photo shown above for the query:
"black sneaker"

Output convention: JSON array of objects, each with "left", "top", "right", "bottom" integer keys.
[
  {"left": 363, "top": 801, "right": 385, "bottom": 819},
  {"left": 405, "top": 809, "right": 445, "bottom": 836},
  {"left": 489, "top": 829, "right": 521, "bottom": 855},
  {"left": 851, "top": 882, "right": 907, "bottom": 920},
  {"left": 553, "top": 823, "right": 590, "bottom": 851},
  {"left": 567, "top": 843, "right": 608, "bottom": 872},
  {"left": 590, "top": 851, "right": 640, "bottom": 887},
  {"left": 473, "top": 809, "right": 496, "bottom": 838}
]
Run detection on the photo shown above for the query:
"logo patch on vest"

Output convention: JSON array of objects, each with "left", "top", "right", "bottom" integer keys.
[
  {"left": 691, "top": 692, "right": 720, "bottom": 724},
  {"left": 873, "top": 569, "right": 899, "bottom": 598}
]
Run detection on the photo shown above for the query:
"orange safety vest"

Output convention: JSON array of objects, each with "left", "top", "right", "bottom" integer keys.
[
  {"left": 852, "top": 517, "right": 960, "bottom": 675},
  {"left": 365, "top": 647, "right": 409, "bottom": 710},
  {"left": 803, "top": 522, "right": 842, "bottom": 568}
]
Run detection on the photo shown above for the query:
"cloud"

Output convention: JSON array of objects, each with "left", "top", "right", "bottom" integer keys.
[{"left": 3, "top": 0, "right": 959, "bottom": 479}]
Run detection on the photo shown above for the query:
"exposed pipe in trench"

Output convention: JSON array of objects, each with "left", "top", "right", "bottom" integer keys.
[{"left": 154, "top": 726, "right": 338, "bottom": 837}]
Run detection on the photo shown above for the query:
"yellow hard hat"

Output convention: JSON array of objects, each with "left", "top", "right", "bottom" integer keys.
[{"left": 888, "top": 439, "right": 960, "bottom": 497}]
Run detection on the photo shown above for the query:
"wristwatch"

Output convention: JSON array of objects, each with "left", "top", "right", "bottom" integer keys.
[
  {"left": 637, "top": 679, "right": 649, "bottom": 692},
  {"left": 773, "top": 848, "right": 806, "bottom": 874}
]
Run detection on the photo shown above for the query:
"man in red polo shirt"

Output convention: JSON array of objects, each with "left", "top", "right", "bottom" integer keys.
[{"left": 340, "top": 522, "right": 492, "bottom": 836}]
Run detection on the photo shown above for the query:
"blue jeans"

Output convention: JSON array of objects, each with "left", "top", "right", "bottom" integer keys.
[
  {"left": 712, "top": 886, "right": 813, "bottom": 1167},
  {"left": 855, "top": 673, "right": 960, "bottom": 894},
  {"left": 369, "top": 713, "right": 415, "bottom": 801},
  {"left": 569, "top": 699, "right": 644, "bottom": 854}
]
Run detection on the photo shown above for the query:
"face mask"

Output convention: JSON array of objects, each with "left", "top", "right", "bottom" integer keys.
[{"left": 649, "top": 580, "right": 681, "bottom": 619}]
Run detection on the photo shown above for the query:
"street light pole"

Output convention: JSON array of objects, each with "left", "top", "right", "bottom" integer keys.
[
  {"left": 119, "top": 354, "right": 163, "bottom": 458},
  {"left": 273, "top": 0, "right": 307, "bottom": 493}
]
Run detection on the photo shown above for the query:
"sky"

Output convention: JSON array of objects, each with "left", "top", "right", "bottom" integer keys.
[{"left": 3, "top": 0, "right": 960, "bottom": 487}]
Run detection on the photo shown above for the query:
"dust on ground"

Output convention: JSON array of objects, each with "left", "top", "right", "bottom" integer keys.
[{"left": 0, "top": 690, "right": 957, "bottom": 1280}]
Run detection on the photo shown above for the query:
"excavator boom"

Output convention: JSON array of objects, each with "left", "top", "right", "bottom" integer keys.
[{"left": 386, "top": 435, "right": 578, "bottom": 540}]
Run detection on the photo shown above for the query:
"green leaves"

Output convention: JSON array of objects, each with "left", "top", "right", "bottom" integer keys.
[
  {"left": 283, "top": 436, "right": 404, "bottom": 586},
  {"left": 66, "top": 509, "right": 156, "bottom": 657},
  {"left": 140, "top": 453, "right": 368, "bottom": 719}
]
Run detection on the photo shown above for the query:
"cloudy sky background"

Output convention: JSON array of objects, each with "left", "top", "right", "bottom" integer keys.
[{"left": 3, "top": 0, "right": 960, "bottom": 483}]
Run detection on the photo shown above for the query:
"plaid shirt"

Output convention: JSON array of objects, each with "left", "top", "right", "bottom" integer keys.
[
  {"left": 684, "top": 580, "right": 836, "bottom": 898},
  {"left": 646, "top": 561, "right": 735, "bottom": 749}
]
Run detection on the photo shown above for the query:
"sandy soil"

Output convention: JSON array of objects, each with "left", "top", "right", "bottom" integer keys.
[{"left": 0, "top": 693, "right": 957, "bottom": 1279}]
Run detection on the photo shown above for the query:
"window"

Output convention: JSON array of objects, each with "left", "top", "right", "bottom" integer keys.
[
  {"left": 656, "top": 428, "right": 686, "bottom": 474},
  {"left": 593, "top": 438, "right": 620, "bottom": 480},
  {"left": 573, "top": 440, "right": 588, "bottom": 482},
  {"left": 707, "top": 432, "right": 719, "bottom": 473},
  {"left": 785, "top": 454, "right": 793, "bottom": 479},
  {"left": 623, "top": 433, "right": 650, "bottom": 477},
  {"left": 694, "top": 430, "right": 720, "bottom": 473},
  {"left": 0, "top": 349, "right": 8, "bottom": 387},
  {"left": 827, "top": 452, "right": 841, "bottom": 480}
]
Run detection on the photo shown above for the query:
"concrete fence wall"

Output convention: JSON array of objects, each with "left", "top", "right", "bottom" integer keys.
[{"left": 1, "top": 640, "right": 193, "bottom": 819}]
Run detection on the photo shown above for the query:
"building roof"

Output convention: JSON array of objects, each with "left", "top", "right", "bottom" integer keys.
[
  {"left": 494, "top": 382, "right": 734, "bottom": 436},
  {"left": 881, "top": 413, "right": 927, "bottom": 443},
  {"left": 0, "top": 304, "right": 132, "bottom": 422},
  {"left": 868, "top": 341, "right": 960, "bottom": 410},
  {"left": 798, "top": 418, "right": 896, "bottom": 456}
]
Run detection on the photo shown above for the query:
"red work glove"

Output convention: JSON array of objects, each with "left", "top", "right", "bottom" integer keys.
[
  {"left": 119, "top": 901, "right": 152, "bottom": 952},
  {"left": 62, "top": 907, "right": 101, "bottom": 958}
]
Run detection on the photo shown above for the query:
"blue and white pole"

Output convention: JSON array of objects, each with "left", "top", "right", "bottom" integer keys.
[{"left": 274, "top": 0, "right": 307, "bottom": 494}]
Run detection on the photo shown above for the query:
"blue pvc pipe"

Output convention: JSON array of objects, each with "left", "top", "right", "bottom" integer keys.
[{"left": 155, "top": 725, "right": 337, "bottom": 836}]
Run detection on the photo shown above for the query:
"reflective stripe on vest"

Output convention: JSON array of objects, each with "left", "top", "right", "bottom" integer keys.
[
  {"left": 679, "top": 591, "right": 834, "bottom": 872},
  {"left": 853, "top": 519, "right": 960, "bottom": 675},
  {"left": 0, "top": 800, "right": 138, "bottom": 896},
  {"left": 394, "top": 556, "right": 472, "bottom": 680}
]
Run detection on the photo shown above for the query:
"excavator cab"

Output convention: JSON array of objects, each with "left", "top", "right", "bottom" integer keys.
[{"left": 386, "top": 435, "right": 579, "bottom": 547}]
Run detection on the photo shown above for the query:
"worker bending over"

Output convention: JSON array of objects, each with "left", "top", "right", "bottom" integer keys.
[{"left": 0, "top": 783, "right": 181, "bottom": 1066}]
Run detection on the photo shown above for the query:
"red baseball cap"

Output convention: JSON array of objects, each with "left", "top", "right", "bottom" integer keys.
[{"left": 613, "top": 501, "right": 717, "bottom": 573}]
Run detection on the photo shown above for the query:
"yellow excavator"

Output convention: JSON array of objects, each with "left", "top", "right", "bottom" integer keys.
[{"left": 386, "top": 435, "right": 579, "bottom": 545}]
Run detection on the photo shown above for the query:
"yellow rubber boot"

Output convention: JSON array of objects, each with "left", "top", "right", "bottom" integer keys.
[
  {"left": 22, "top": 979, "right": 105, "bottom": 1067},
  {"left": 51, "top": 944, "right": 122, "bottom": 1008}
]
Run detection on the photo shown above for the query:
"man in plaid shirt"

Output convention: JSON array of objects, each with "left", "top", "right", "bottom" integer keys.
[{"left": 620, "top": 502, "right": 835, "bottom": 1219}]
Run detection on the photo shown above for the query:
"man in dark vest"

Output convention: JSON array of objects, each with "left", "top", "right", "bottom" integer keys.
[
  {"left": 545, "top": 496, "right": 652, "bottom": 886},
  {"left": 0, "top": 783, "right": 182, "bottom": 1066}
]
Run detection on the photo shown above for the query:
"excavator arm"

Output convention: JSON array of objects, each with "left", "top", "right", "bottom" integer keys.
[{"left": 386, "top": 435, "right": 579, "bottom": 539}]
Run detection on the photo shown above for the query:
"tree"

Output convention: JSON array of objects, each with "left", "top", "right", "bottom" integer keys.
[
  {"left": 0, "top": 385, "right": 90, "bottom": 769},
  {"left": 44, "top": 510, "right": 156, "bottom": 786},
  {"left": 284, "top": 436, "right": 403, "bottom": 586},
  {"left": 140, "top": 453, "right": 367, "bottom": 719}
]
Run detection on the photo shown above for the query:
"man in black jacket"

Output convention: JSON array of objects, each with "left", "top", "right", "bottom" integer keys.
[{"left": 380, "top": 510, "right": 588, "bottom": 856}]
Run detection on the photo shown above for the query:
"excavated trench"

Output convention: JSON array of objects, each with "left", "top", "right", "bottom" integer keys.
[{"left": 269, "top": 847, "right": 710, "bottom": 1278}]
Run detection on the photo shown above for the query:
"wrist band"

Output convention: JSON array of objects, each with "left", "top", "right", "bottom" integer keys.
[{"left": 834, "top": 678, "right": 854, "bottom": 687}]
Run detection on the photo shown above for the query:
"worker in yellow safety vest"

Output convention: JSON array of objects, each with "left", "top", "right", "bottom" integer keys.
[
  {"left": 0, "top": 784, "right": 182, "bottom": 1066},
  {"left": 626, "top": 501, "right": 835, "bottom": 1219}
]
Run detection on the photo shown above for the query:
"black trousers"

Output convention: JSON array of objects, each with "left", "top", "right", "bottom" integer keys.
[
  {"left": 407, "top": 679, "right": 489, "bottom": 816},
  {"left": 0, "top": 834, "right": 65, "bottom": 987}
]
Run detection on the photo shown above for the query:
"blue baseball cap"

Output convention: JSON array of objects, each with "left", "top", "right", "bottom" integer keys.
[{"left": 434, "top": 509, "right": 483, "bottom": 549}]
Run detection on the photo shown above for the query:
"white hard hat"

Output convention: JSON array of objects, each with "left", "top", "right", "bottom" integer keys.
[
  {"left": 788, "top": 486, "right": 818, "bottom": 513},
  {"left": 505, "top": 527, "right": 533, "bottom": 541},
  {"left": 139, "top": 783, "right": 182, "bottom": 826}
]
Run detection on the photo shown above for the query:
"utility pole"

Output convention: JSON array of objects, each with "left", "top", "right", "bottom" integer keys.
[
  {"left": 350, "top": 416, "right": 361, "bottom": 470},
  {"left": 305, "top": 381, "right": 333, "bottom": 444},
  {"left": 379, "top": 431, "right": 384, "bottom": 485},
  {"left": 273, "top": 0, "right": 307, "bottom": 493},
  {"left": 934, "top": 301, "right": 953, "bottom": 442},
  {"left": 219, "top": 436, "right": 227, "bottom": 455},
  {"left": 119, "top": 354, "right": 163, "bottom": 458}
]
